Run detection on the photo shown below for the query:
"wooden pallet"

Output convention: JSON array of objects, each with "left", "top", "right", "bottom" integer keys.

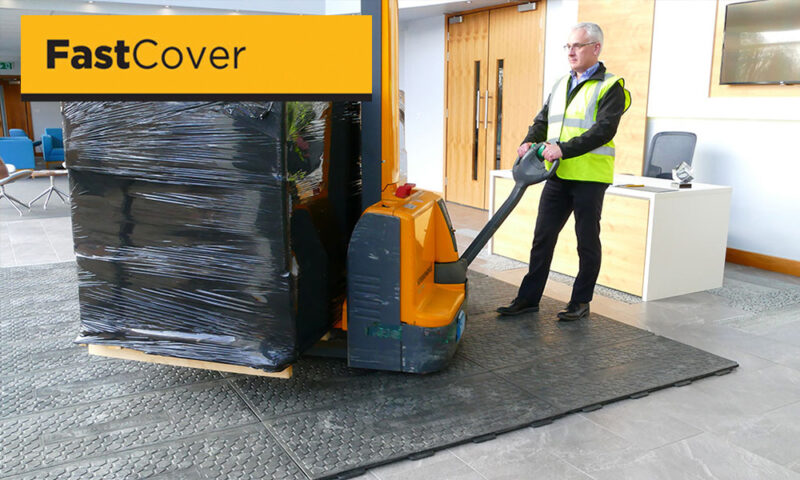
[{"left": 86, "top": 344, "right": 292, "bottom": 379}]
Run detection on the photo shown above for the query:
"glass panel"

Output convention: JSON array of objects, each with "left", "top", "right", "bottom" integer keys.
[
  {"left": 473, "top": 61, "right": 480, "bottom": 181},
  {"left": 495, "top": 59, "right": 504, "bottom": 170}
]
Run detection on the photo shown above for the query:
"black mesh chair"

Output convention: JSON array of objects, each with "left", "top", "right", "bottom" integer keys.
[{"left": 644, "top": 131, "right": 697, "bottom": 179}]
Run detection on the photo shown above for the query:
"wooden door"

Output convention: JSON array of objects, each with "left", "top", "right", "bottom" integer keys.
[
  {"left": 487, "top": 5, "right": 545, "bottom": 171},
  {"left": 445, "top": 4, "right": 545, "bottom": 209},
  {"left": 445, "top": 11, "right": 489, "bottom": 208},
  {"left": 1, "top": 79, "right": 34, "bottom": 138}
]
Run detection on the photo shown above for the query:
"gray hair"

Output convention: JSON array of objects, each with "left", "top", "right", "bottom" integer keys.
[{"left": 572, "top": 22, "right": 603, "bottom": 52}]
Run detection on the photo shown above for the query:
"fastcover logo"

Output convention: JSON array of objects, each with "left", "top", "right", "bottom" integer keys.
[
  {"left": 22, "top": 15, "right": 371, "bottom": 101},
  {"left": 46, "top": 40, "right": 246, "bottom": 70}
]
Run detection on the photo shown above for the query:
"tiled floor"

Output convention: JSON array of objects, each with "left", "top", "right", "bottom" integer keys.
[
  {"left": 2, "top": 184, "right": 800, "bottom": 479},
  {"left": 1, "top": 175, "right": 74, "bottom": 267}
]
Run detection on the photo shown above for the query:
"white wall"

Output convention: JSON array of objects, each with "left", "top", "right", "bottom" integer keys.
[
  {"left": 399, "top": 14, "right": 445, "bottom": 192},
  {"left": 648, "top": 0, "right": 800, "bottom": 261},
  {"left": 542, "top": 0, "right": 578, "bottom": 100},
  {"left": 325, "top": 0, "right": 359, "bottom": 14},
  {"left": 30, "top": 102, "right": 62, "bottom": 139}
]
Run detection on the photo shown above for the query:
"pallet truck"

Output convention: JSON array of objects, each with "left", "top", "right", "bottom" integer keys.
[
  {"left": 302, "top": 0, "right": 561, "bottom": 374},
  {"left": 342, "top": 144, "right": 558, "bottom": 373}
]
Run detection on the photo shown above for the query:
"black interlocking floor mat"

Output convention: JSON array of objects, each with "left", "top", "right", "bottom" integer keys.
[{"left": 0, "top": 262, "right": 738, "bottom": 479}]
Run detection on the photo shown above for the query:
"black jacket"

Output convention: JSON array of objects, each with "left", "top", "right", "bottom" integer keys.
[{"left": 522, "top": 62, "right": 628, "bottom": 160}]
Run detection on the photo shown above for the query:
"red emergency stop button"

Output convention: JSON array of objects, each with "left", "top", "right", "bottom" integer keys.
[{"left": 395, "top": 183, "right": 416, "bottom": 198}]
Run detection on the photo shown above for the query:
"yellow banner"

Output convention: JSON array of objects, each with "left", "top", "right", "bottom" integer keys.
[{"left": 21, "top": 15, "right": 372, "bottom": 100}]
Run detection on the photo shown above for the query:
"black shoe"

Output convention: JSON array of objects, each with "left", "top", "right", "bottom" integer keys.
[
  {"left": 557, "top": 302, "right": 590, "bottom": 322},
  {"left": 497, "top": 298, "right": 539, "bottom": 316}
]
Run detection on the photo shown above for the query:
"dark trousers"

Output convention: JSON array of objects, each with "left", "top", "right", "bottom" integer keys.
[{"left": 517, "top": 178, "right": 609, "bottom": 305}]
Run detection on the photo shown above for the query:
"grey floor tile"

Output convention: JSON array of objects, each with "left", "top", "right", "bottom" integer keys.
[
  {"left": 717, "top": 305, "right": 800, "bottom": 337},
  {"left": 7, "top": 233, "right": 50, "bottom": 254},
  {"left": 713, "top": 401, "right": 800, "bottom": 473},
  {"left": 6, "top": 219, "right": 48, "bottom": 238},
  {"left": 587, "top": 432, "right": 800, "bottom": 480},
  {"left": 449, "top": 429, "right": 594, "bottom": 480},
  {"left": 370, "top": 450, "right": 485, "bottom": 480},
  {"left": 641, "top": 366, "right": 800, "bottom": 434},
  {"left": 640, "top": 382, "right": 756, "bottom": 433},
  {"left": 518, "top": 414, "right": 646, "bottom": 474},
  {"left": 0, "top": 227, "right": 12, "bottom": 245},
  {"left": 39, "top": 215, "right": 73, "bottom": 231},
  {"left": 636, "top": 292, "right": 748, "bottom": 329},
  {"left": 763, "top": 319, "right": 800, "bottom": 348},
  {"left": 12, "top": 247, "right": 60, "bottom": 266},
  {"left": 352, "top": 473, "right": 381, "bottom": 480},
  {"left": 0, "top": 235, "right": 17, "bottom": 266},
  {"left": 692, "top": 364, "right": 800, "bottom": 412},
  {"left": 582, "top": 396, "right": 703, "bottom": 450},
  {"left": 722, "top": 262, "right": 800, "bottom": 289},
  {"left": 49, "top": 235, "right": 76, "bottom": 261},
  {"left": 14, "top": 250, "right": 60, "bottom": 264}
]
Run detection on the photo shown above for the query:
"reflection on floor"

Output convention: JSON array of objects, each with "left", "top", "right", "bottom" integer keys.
[{"left": 2, "top": 184, "right": 800, "bottom": 479}]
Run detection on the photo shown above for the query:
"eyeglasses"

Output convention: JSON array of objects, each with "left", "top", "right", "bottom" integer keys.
[{"left": 563, "top": 42, "right": 597, "bottom": 52}]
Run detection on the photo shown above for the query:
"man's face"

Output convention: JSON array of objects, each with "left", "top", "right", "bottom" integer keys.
[{"left": 566, "top": 28, "right": 600, "bottom": 74}]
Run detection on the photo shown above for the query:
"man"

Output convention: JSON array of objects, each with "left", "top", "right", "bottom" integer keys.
[{"left": 497, "top": 22, "right": 630, "bottom": 321}]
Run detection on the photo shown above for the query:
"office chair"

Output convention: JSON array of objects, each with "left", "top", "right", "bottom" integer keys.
[
  {"left": 29, "top": 168, "right": 69, "bottom": 210},
  {"left": 644, "top": 131, "right": 697, "bottom": 179},
  {"left": 0, "top": 157, "right": 33, "bottom": 216}
]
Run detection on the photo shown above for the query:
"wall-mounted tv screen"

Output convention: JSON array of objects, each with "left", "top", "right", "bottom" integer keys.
[{"left": 720, "top": 0, "right": 800, "bottom": 85}]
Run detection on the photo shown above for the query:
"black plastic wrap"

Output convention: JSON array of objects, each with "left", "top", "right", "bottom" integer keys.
[{"left": 66, "top": 101, "right": 362, "bottom": 371}]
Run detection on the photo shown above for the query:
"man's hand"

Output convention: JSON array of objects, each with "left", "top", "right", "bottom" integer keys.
[
  {"left": 517, "top": 142, "right": 532, "bottom": 158},
  {"left": 542, "top": 142, "right": 563, "bottom": 162}
]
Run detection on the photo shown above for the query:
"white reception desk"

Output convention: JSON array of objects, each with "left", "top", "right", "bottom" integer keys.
[{"left": 489, "top": 172, "right": 732, "bottom": 301}]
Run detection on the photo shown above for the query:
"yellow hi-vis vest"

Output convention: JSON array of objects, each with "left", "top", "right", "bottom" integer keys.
[{"left": 545, "top": 72, "right": 631, "bottom": 183}]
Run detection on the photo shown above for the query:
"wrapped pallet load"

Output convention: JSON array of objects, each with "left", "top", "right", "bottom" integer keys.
[{"left": 66, "top": 101, "right": 361, "bottom": 373}]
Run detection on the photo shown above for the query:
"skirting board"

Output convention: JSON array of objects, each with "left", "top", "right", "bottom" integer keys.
[
  {"left": 86, "top": 344, "right": 293, "bottom": 379},
  {"left": 726, "top": 248, "right": 800, "bottom": 278}
]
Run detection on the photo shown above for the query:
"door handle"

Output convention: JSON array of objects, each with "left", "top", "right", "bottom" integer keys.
[{"left": 484, "top": 90, "right": 490, "bottom": 128}]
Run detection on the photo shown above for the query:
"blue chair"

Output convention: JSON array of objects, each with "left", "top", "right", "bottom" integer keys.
[
  {"left": 45, "top": 128, "right": 63, "bottom": 147},
  {"left": 0, "top": 137, "right": 36, "bottom": 170},
  {"left": 9, "top": 128, "right": 42, "bottom": 149},
  {"left": 42, "top": 134, "right": 65, "bottom": 168}
]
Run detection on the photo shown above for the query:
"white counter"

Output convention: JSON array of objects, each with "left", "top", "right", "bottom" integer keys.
[{"left": 489, "top": 172, "right": 732, "bottom": 301}]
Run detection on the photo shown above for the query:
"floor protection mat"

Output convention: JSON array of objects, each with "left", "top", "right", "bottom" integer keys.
[{"left": 0, "top": 262, "right": 738, "bottom": 479}]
